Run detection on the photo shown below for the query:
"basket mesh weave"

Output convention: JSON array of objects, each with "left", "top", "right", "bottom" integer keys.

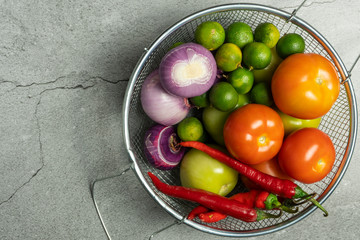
[{"left": 124, "top": 5, "right": 355, "bottom": 236}]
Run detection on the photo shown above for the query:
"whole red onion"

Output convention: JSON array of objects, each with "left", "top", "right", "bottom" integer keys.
[{"left": 141, "top": 69, "right": 190, "bottom": 126}]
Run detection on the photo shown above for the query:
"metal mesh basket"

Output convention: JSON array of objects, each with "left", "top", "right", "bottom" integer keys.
[{"left": 122, "top": 3, "right": 357, "bottom": 237}]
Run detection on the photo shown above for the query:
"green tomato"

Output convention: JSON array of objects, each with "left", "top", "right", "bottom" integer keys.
[
  {"left": 202, "top": 106, "right": 231, "bottom": 146},
  {"left": 252, "top": 47, "right": 282, "bottom": 83},
  {"left": 203, "top": 94, "right": 250, "bottom": 145},
  {"left": 278, "top": 111, "right": 322, "bottom": 136},
  {"left": 180, "top": 147, "right": 238, "bottom": 196}
]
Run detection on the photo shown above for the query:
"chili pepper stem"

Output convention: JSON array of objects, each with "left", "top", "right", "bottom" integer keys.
[
  {"left": 272, "top": 200, "right": 282, "bottom": 209},
  {"left": 309, "top": 197, "right": 328, "bottom": 217},
  {"left": 264, "top": 193, "right": 282, "bottom": 210},
  {"left": 294, "top": 186, "right": 310, "bottom": 198},
  {"left": 294, "top": 187, "right": 328, "bottom": 216},
  {"left": 256, "top": 209, "right": 283, "bottom": 221},
  {"left": 284, "top": 193, "right": 317, "bottom": 207},
  {"left": 280, "top": 205, "right": 299, "bottom": 214},
  {"left": 293, "top": 193, "right": 317, "bottom": 204}
]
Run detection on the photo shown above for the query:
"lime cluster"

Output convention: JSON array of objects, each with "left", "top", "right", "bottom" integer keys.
[{"left": 173, "top": 20, "right": 306, "bottom": 145}]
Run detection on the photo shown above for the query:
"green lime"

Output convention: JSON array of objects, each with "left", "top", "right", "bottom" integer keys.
[
  {"left": 253, "top": 47, "right": 283, "bottom": 83},
  {"left": 215, "top": 43, "right": 242, "bottom": 72},
  {"left": 242, "top": 42, "right": 272, "bottom": 70},
  {"left": 235, "top": 93, "right": 251, "bottom": 108},
  {"left": 209, "top": 82, "right": 238, "bottom": 112},
  {"left": 254, "top": 22, "right": 280, "bottom": 48},
  {"left": 225, "top": 22, "right": 254, "bottom": 49},
  {"left": 195, "top": 21, "right": 225, "bottom": 51},
  {"left": 177, "top": 117, "right": 204, "bottom": 141},
  {"left": 190, "top": 92, "right": 209, "bottom": 108},
  {"left": 276, "top": 33, "right": 305, "bottom": 59},
  {"left": 227, "top": 68, "right": 254, "bottom": 94},
  {"left": 250, "top": 82, "right": 273, "bottom": 106},
  {"left": 169, "top": 42, "right": 184, "bottom": 50}
]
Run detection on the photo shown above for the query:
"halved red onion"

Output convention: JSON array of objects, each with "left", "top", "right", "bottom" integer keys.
[
  {"left": 159, "top": 42, "right": 217, "bottom": 98},
  {"left": 141, "top": 69, "right": 190, "bottom": 126},
  {"left": 144, "top": 124, "right": 185, "bottom": 170}
]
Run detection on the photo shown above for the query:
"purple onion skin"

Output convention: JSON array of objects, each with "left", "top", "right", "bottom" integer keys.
[
  {"left": 144, "top": 124, "right": 185, "bottom": 170},
  {"left": 141, "top": 69, "right": 190, "bottom": 126},
  {"left": 159, "top": 42, "right": 217, "bottom": 98}
]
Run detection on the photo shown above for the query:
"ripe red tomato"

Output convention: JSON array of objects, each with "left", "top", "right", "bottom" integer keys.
[
  {"left": 250, "top": 157, "right": 293, "bottom": 180},
  {"left": 223, "top": 104, "right": 284, "bottom": 165},
  {"left": 272, "top": 53, "right": 340, "bottom": 119},
  {"left": 278, "top": 128, "right": 336, "bottom": 184}
]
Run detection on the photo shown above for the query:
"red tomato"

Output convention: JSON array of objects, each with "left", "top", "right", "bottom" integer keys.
[
  {"left": 250, "top": 157, "right": 293, "bottom": 181},
  {"left": 223, "top": 104, "right": 284, "bottom": 165},
  {"left": 271, "top": 53, "right": 340, "bottom": 119},
  {"left": 278, "top": 128, "right": 336, "bottom": 184}
]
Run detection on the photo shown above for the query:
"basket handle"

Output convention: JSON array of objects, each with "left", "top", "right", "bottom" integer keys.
[
  {"left": 343, "top": 54, "right": 360, "bottom": 83},
  {"left": 287, "top": 0, "right": 307, "bottom": 22},
  {"left": 90, "top": 164, "right": 135, "bottom": 240}
]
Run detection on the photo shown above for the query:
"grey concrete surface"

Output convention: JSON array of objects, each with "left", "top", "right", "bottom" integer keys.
[{"left": 0, "top": 0, "right": 359, "bottom": 239}]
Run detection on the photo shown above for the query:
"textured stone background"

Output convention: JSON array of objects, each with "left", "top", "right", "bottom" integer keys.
[{"left": 0, "top": 0, "right": 359, "bottom": 239}]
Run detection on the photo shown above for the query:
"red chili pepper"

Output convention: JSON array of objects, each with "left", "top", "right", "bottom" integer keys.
[
  {"left": 240, "top": 175, "right": 263, "bottom": 191},
  {"left": 240, "top": 177, "right": 299, "bottom": 213},
  {"left": 180, "top": 141, "right": 328, "bottom": 216},
  {"left": 187, "top": 205, "right": 208, "bottom": 220},
  {"left": 198, "top": 211, "right": 227, "bottom": 223},
  {"left": 188, "top": 190, "right": 285, "bottom": 223},
  {"left": 187, "top": 190, "right": 258, "bottom": 221},
  {"left": 229, "top": 190, "right": 258, "bottom": 208},
  {"left": 148, "top": 172, "right": 281, "bottom": 222},
  {"left": 255, "top": 191, "right": 271, "bottom": 209},
  {"left": 228, "top": 190, "right": 279, "bottom": 209}
]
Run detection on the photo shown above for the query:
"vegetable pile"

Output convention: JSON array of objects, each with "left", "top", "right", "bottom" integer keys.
[{"left": 140, "top": 20, "right": 340, "bottom": 223}]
